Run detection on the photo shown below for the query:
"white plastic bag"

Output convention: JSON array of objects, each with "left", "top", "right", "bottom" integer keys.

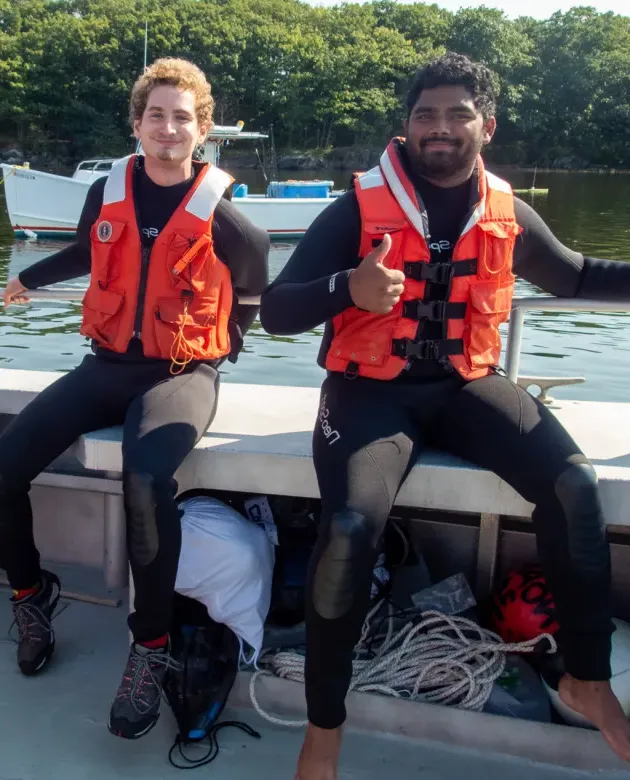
[{"left": 175, "top": 496, "right": 275, "bottom": 664}]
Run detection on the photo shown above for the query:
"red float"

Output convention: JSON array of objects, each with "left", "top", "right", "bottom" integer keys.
[{"left": 490, "top": 564, "right": 559, "bottom": 642}]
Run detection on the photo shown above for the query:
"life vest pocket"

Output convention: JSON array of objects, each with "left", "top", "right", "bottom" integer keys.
[
  {"left": 361, "top": 225, "right": 407, "bottom": 271},
  {"left": 328, "top": 308, "right": 399, "bottom": 369},
  {"left": 89, "top": 220, "right": 127, "bottom": 286},
  {"left": 167, "top": 232, "right": 213, "bottom": 293},
  {"left": 153, "top": 295, "right": 222, "bottom": 360},
  {"left": 466, "top": 281, "right": 514, "bottom": 369},
  {"left": 80, "top": 287, "right": 125, "bottom": 345},
  {"left": 213, "top": 280, "right": 233, "bottom": 354},
  {"left": 476, "top": 221, "right": 521, "bottom": 277}
]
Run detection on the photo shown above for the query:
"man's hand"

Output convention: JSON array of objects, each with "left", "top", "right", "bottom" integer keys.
[
  {"left": 3, "top": 277, "right": 30, "bottom": 307},
  {"left": 348, "top": 234, "right": 405, "bottom": 314}
]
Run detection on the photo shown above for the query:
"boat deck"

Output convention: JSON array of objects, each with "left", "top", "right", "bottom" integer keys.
[
  {"left": 2, "top": 374, "right": 630, "bottom": 777},
  {"left": 1, "top": 587, "right": 629, "bottom": 780}
]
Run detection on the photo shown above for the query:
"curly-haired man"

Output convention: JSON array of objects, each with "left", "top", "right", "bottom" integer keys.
[{"left": 2, "top": 57, "right": 269, "bottom": 740}]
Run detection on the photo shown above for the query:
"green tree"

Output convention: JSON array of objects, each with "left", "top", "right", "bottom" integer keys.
[
  {"left": 0, "top": 0, "right": 627, "bottom": 169},
  {"left": 526, "top": 8, "right": 630, "bottom": 167}
]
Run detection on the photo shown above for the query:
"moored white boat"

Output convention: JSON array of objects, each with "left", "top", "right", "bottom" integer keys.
[{"left": 0, "top": 125, "right": 338, "bottom": 240}]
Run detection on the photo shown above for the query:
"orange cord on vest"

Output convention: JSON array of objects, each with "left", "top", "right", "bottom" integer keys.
[
  {"left": 480, "top": 230, "right": 510, "bottom": 276},
  {"left": 169, "top": 299, "right": 196, "bottom": 375},
  {"left": 169, "top": 235, "right": 211, "bottom": 374}
]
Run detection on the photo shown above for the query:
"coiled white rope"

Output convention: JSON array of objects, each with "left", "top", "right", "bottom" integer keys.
[{"left": 249, "top": 605, "right": 557, "bottom": 728}]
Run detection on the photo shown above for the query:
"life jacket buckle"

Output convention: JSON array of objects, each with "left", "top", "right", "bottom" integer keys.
[
  {"left": 427, "top": 263, "right": 455, "bottom": 285},
  {"left": 415, "top": 340, "right": 441, "bottom": 360},
  {"left": 403, "top": 262, "right": 455, "bottom": 285},
  {"left": 392, "top": 338, "right": 440, "bottom": 360},
  {"left": 403, "top": 300, "right": 447, "bottom": 322}
]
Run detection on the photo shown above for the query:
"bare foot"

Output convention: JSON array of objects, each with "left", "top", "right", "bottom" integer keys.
[
  {"left": 559, "top": 674, "right": 630, "bottom": 761},
  {"left": 295, "top": 723, "right": 343, "bottom": 780}
]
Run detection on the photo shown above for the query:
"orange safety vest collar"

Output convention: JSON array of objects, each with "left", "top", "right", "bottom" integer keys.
[
  {"left": 80, "top": 155, "right": 234, "bottom": 372},
  {"left": 326, "top": 138, "right": 522, "bottom": 381}
]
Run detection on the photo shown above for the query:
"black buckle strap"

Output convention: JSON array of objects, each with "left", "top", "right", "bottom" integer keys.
[
  {"left": 403, "top": 259, "right": 477, "bottom": 284},
  {"left": 402, "top": 300, "right": 467, "bottom": 322},
  {"left": 391, "top": 338, "right": 464, "bottom": 361}
]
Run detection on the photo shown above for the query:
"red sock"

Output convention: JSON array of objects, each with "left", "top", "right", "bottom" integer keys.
[
  {"left": 13, "top": 584, "right": 40, "bottom": 601},
  {"left": 138, "top": 633, "right": 168, "bottom": 650}
]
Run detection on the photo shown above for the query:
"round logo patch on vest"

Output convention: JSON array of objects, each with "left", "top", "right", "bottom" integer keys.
[{"left": 97, "top": 220, "right": 113, "bottom": 242}]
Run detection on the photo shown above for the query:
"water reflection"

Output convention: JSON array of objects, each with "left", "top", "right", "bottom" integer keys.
[{"left": 1, "top": 169, "right": 630, "bottom": 401}]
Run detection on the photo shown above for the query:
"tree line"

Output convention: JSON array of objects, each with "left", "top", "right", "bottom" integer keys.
[{"left": 1, "top": 0, "right": 629, "bottom": 168}]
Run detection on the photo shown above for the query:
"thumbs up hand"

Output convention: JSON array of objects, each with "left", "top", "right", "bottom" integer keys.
[{"left": 348, "top": 234, "right": 405, "bottom": 314}]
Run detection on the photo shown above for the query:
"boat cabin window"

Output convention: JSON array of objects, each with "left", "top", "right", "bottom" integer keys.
[{"left": 75, "top": 161, "right": 113, "bottom": 173}]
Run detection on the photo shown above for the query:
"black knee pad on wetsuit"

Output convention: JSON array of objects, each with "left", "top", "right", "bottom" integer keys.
[
  {"left": 312, "top": 510, "right": 378, "bottom": 621},
  {"left": 123, "top": 471, "right": 177, "bottom": 567},
  {"left": 554, "top": 461, "right": 606, "bottom": 571}
]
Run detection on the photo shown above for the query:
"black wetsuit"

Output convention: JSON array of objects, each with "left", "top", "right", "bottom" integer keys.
[
  {"left": 260, "top": 157, "right": 630, "bottom": 730},
  {"left": 0, "top": 161, "right": 270, "bottom": 642}
]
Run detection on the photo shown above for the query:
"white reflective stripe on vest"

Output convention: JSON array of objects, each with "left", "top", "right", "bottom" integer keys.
[
  {"left": 378, "top": 147, "right": 426, "bottom": 239},
  {"left": 485, "top": 170, "right": 513, "bottom": 195},
  {"left": 459, "top": 197, "right": 486, "bottom": 239},
  {"left": 356, "top": 166, "right": 384, "bottom": 191},
  {"left": 459, "top": 170, "right": 512, "bottom": 238},
  {"left": 102, "top": 155, "right": 132, "bottom": 206},
  {"left": 186, "top": 166, "right": 233, "bottom": 221}
]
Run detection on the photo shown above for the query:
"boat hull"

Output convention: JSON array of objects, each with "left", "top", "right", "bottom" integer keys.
[
  {"left": 1, "top": 164, "right": 333, "bottom": 240},
  {"left": 1, "top": 164, "right": 93, "bottom": 238}
]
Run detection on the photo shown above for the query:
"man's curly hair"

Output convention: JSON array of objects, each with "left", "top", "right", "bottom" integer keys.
[
  {"left": 406, "top": 53, "right": 497, "bottom": 121},
  {"left": 130, "top": 57, "right": 214, "bottom": 128}
]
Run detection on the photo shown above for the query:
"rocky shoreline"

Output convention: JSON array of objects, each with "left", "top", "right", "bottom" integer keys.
[
  {"left": 220, "top": 148, "right": 630, "bottom": 174},
  {"left": 219, "top": 146, "right": 382, "bottom": 171}
]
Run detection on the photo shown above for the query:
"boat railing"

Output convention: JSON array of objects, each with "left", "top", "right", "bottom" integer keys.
[
  {"left": 4, "top": 288, "right": 262, "bottom": 307},
  {"left": 504, "top": 297, "right": 630, "bottom": 381},
  {"left": 4, "top": 290, "right": 630, "bottom": 386}
]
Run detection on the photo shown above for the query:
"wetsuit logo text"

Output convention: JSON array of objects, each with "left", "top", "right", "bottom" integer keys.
[
  {"left": 319, "top": 396, "right": 340, "bottom": 445},
  {"left": 429, "top": 240, "right": 452, "bottom": 254}
]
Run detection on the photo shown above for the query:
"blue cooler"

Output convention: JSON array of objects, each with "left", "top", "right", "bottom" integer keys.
[{"left": 266, "top": 180, "right": 333, "bottom": 199}]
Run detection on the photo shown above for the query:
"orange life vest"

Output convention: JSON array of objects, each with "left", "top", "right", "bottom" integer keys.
[
  {"left": 326, "top": 139, "right": 522, "bottom": 381},
  {"left": 80, "top": 155, "right": 234, "bottom": 371}
]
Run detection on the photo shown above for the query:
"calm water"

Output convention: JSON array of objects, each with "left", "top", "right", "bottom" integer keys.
[{"left": 1, "top": 168, "right": 629, "bottom": 401}]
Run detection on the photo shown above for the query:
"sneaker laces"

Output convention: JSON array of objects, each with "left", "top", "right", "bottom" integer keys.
[
  {"left": 7, "top": 594, "right": 67, "bottom": 646},
  {"left": 116, "top": 647, "right": 181, "bottom": 715}
]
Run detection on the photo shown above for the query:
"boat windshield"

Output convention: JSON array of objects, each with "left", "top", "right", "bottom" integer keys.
[{"left": 75, "top": 160, "right": 114, "bottom": 173}]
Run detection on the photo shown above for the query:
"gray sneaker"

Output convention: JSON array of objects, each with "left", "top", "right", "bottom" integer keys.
[
  {"left": 108, "top": 642, "right": 178, "bottom": 739},
  {"left": 10, "top": 570, "right": 61, "bottom": 676}
]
